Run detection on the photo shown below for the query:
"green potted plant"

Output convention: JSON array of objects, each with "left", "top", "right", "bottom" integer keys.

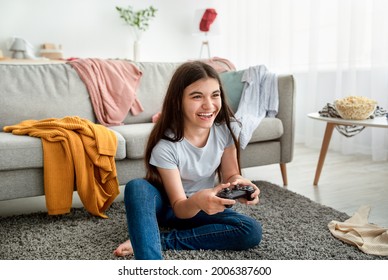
[
  {"left": 116, "top": 5, "right": 157, "bottom": 61},
  {"left": 116, "top": 5, "right": 157, "bottom": 33}
]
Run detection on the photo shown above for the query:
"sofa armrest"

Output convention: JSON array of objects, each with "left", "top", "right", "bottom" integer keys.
[{"left": 277, "top": 75, "right": 296, "bottom": 164}]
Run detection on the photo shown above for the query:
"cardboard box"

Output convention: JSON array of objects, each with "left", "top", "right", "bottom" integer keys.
[
  {"left": 40, "top": 43, "right": 63, "bottom": 59},
  {"left": 40, "top": 50, "right": 63, "bottom": 59}
]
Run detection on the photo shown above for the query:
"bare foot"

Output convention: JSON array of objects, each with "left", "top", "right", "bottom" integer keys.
[{"left": 113, "top": 239, "right": 134, "bottom": 257}]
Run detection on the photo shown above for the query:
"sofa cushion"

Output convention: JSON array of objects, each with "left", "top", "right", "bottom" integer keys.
[
  {"left": 0, "top": 63, "right": 96, "bottom": 130},
  {"left": 0, "top": 132, "right": 43, "bottom": 170},
  {"left": 0, "top": 130, "right": 126, "bottom": 170},
  {"left": 122, "top": 62, "right": 180, "bottom": 125},
  {"left": 110, "top": 123, "right": 155, "bottom": 159},
  {"left": 219, "top": 70, "right": 244, "bottom": 112},
  {"left": 249, "top": 118, "right": 283, "bottom": 143},
  {"left": 110, "top": 130, "right": 126, "bottom": 160}
]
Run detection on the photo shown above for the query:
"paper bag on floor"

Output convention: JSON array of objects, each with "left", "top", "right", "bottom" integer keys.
[{"left": 328, "top": 205, "right": 388, "bottom": 256}]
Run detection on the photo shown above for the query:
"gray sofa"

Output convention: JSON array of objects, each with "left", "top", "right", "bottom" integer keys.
[{"left": 0, "top": 60, "right": 295, "bottom": 204}]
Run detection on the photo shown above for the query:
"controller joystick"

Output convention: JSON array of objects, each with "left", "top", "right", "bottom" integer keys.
[{"left": 216, "top": 184, "right": 255, "bottom": 208}]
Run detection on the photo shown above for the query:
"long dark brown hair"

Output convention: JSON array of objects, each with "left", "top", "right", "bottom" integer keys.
[{"left": 145, "top": 61, "right": 241, "bottom": 188}]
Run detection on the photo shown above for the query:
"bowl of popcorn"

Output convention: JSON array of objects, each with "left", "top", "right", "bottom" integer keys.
[{"left": 334, "top": 96, "right": 377, "bottom": 120}]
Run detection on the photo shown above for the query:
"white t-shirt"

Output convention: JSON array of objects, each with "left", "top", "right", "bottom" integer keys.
[{"left": 150, "top": 123, "right": 234, "bottom": 197}]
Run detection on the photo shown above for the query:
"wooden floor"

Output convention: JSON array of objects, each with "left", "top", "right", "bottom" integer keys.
[
  {"left": 243, "top": 143, "right": 388, "bottom": 228},
  {"left": 1, "top": 144, "right": 387, "bottom": 228}
]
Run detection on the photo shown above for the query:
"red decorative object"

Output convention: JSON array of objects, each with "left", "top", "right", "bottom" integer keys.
[{"left": 199, "top": 9, "right": 217, "bottom": 32}]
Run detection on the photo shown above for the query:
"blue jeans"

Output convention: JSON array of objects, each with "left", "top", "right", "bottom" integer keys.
[{"left": 123, "top": 178, "right": 262, "bottom": 260}]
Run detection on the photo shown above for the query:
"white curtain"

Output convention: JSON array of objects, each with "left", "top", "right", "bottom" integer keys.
[{"left": 220, "top": 0, "right": 388, "bottom": 161}]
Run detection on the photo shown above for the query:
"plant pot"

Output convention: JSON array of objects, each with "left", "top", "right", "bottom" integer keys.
[{"left": 133, "top": 41, "right": 140, "bottom": 62}]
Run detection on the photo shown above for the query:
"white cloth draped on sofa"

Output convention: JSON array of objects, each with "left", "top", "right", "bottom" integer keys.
[{"left": 232, "top": 65, "right": 278, "bottom": 149}]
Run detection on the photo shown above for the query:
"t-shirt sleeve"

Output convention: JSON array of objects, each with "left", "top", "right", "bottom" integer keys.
[{"left": 149, "top": 140, "right": 178, "bottom": 169}]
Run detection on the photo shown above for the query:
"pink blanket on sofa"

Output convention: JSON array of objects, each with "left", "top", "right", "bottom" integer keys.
[{"left": 68, "top": 58, "right": 143, "bottom": 126}]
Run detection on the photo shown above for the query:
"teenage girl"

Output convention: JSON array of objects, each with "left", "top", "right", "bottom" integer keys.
[{"left": 114, "top": 61, "right": 262, "bottom": 259}]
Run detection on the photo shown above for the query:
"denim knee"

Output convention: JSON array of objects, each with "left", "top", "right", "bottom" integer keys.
[
  {"left": 124, "top": 178, "right": 151, "bottom": 204},
  {"left": 124, "top": 178, "right": 164, "bottom": 211}
]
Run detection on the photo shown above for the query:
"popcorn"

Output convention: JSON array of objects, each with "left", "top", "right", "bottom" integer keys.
[{"left": 334, "top": 96, "right": 377, "bottom": 120}]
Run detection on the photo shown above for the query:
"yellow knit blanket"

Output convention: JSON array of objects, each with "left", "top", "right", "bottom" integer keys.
[{"left": 4, "top": 116, "right": 119, "bottom": 218}]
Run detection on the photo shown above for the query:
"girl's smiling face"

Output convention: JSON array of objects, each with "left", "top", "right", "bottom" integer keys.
[{"left": 182, "top": 78, "right": 222, "bottom": 131}]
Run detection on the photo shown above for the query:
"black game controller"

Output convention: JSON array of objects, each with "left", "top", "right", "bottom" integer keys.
[{"left": 216, "top": 184, "right": 255, "bottom": 208}]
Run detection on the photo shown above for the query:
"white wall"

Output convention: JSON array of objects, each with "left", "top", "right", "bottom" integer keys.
[{"left": 0, "top": 0, "right": 227, "bottom": 63}]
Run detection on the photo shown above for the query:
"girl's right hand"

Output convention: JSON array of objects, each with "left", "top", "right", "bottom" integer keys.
[{"left": 193, "top": 183, "right": 235, "bottom": 214}]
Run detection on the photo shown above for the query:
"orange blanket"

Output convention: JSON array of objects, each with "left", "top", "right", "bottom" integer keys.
[
  {"left": 68, "top": 58, "right": 143, "bottom": 126},
  {"left": 4, "top": 116, "right": 119, "bottom": 218}
]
